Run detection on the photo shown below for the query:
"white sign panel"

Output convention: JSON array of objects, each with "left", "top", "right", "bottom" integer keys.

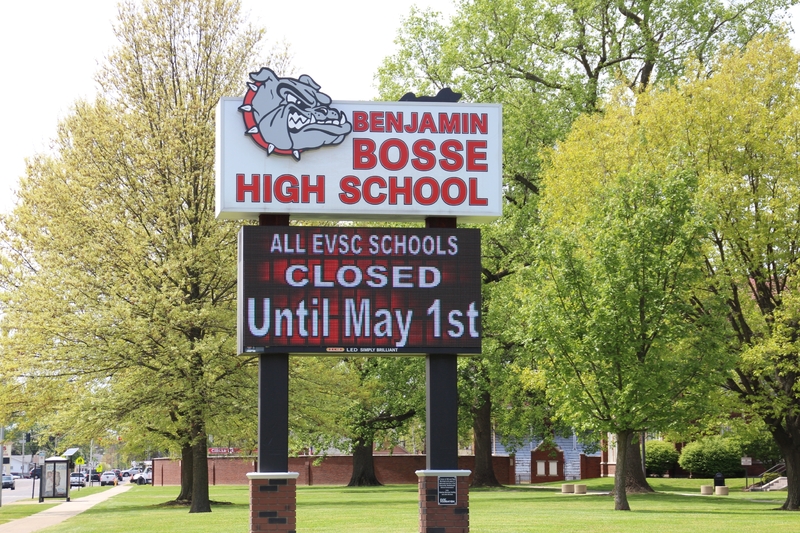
[{"left": 215, "top": 70, "right": 502, "bottom": 222}]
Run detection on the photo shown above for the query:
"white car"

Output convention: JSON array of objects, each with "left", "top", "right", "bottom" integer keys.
[
  {"left": 70, "top": 472, "right": 86, "bottom": 487},
  {"left": 99, "top": 471, "right": 118, "bottom": 486}
]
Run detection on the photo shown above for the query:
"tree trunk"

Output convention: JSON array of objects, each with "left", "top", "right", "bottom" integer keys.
[
  {"left": 348, "top": 437, "right": 382, "bottom": 486},
  {"left": 782, "top": 448, "right": 800, "bottom": 511},
  {"left": 625, "top": 433, "right": 653, "bottom": 494},
  {"left": 471, "top": 390, "right": 501, "bottom": 487},
  {"left": 176, "top": 443, "right": 193, "bottom": 503},
  {"left": 189, "top": 426, "right": 211, "bottom": 513},
  {"left": 613, "top": 431, "right": 633, "bottom": 511},
  {"left": 771, "top": 418, "right": 800, "bottom": 510}
]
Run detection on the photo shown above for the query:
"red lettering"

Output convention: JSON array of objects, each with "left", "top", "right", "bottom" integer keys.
[
  {"left": 275, "top": 174, "right": 299, "bottom": 203},
  {"left": 411, "top": 139, "right": 436, "bottom": 171},
  {"left": 471, "top": 113, "right": 488, "bottom": 134},
  {"left": 404, "top": 112, "right": 419, "bottom": 133},
  {"left": 439, "top": 140, "right": 464, "bottom": 172},
  {"left": 263, "top": 174, "right": 272, "bottom": 202},
  {"left": 353, "top": 111, "right": 368, "bottom": 132},
  {"left": 301, "top": 174, "right": 325, "bottom": 203},
  {"left": 339, "top": 176, "right": 361, "bottom": 204},
  {"left": 386, "top": 112, "right": 403, "bottom": 133},
  {"left": 419, "top": 112, "right": 437, "bottom": 133},
  {"left": 369, "top": 111, "right": 384, "bottom": 132},
  {"left": 353, "top": 139, "right": 377, "bottom": 170},
  {"left": 466, "top": 141, "right": 488, "bottom": 172},
  {"left": 469, "top": 177, "right": 488, "bottom": 206},
  {"left": 363, "top": 176, "right": 387, "bottom": 205},
  {"left": 414, "top": 177, "right": 439, "bottom": 206},
  {"left": 236, "top": 173, "right": 259, "bottom": 202},
  {"left": 442, "top": 177, "right": 467, "bottom": 206},
  {"left": 439, "top": 113, "right": 460, "bottom": 134},
  {"left": 389, "top": 176, "right": 413, "bottom": 205},
  {"left": 379, "top": 138, "right": 409, "bottom": 171}
]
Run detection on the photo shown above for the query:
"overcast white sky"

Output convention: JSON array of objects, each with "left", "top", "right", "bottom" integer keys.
[{"left": 0, "top": 1, "right": 798, "bottom": 215}]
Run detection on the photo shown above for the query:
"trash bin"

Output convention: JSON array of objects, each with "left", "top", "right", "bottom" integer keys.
[{"left": 714, "top": 472, "right": 725, "bottom": 487}]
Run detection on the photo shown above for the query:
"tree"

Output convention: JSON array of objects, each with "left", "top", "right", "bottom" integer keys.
[
  {"left": 672, "top": 33, "right": 800, "bottom": 510},
  {"left": 0, "top": 0, "right": 268, "bottom": 513},
  {"left": 376, "top": 0, "right": 793, "bottom": 489},
  {"left": 516, "top": 98, "right": 733, "bottom": 509},
  {"left": 344, "top": 357, "right": 425, "bottom": 486},
  {"left": 520, "top": 31, "right": 800, "bottom": 510}
]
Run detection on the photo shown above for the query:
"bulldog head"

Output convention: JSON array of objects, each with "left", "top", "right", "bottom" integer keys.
[{"left": 239, "top": 68, "right": 352, "bottom": 160}]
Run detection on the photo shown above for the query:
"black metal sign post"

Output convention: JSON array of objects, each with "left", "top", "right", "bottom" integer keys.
[
  {"left": 417, "top": 216, "right": 472, "bottom": 533},
  {"left": 247, "top": 213, "right": 299, "bottom": 533}
]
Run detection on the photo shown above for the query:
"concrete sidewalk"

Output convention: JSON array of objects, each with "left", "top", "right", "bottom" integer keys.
[{"left": 0, "top": 484, "right": 132, "bottom": 533}]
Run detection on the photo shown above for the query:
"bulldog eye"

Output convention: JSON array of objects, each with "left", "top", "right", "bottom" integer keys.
[{"left": 286, "top": 93, "right": 308, "bottom": 109}]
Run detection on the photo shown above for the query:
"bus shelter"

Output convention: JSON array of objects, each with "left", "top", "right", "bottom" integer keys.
[{"left": 39, "top": 448, "right": 80, "bottom": 502}]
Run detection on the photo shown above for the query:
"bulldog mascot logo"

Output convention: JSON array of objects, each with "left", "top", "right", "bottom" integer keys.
[{"left": 239, "top": 68, "right": 352, "bottom": 160}]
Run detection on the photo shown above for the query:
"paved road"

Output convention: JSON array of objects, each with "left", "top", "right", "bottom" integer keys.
[
  {"left": 0, "top": 483, "right": 131, "bottom": 533},
  {"left": 1, "top": 478, "right": 38, "bottom": 504}
]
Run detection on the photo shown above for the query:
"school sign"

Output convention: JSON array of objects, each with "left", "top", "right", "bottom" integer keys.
[{"left": 215, "top": 68, "right": 502, "bottom": 223}]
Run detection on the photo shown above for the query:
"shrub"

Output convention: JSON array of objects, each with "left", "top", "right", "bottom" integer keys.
[
  {"left": 645, "top": 440, "right": 679, "bottom": 476},
  {"left": 678, "top": 436, "right": 744, "bottom": 478}
]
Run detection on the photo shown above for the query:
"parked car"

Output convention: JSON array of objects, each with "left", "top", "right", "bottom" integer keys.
[
  {"left": 90, "top": 471, "right": 101, "bottom": 482},
  {"left": 99, "top": 471, "right": 118, "bottom": 486},
  {"left": 70, "top": 472, "right": 86, "bottom": 487},
  {"left": 2, "top": 475, "right": 15, "bottom": 490},
  {"left": 10, "top": 472, "right": 21, "bottom": 479},
  {"left": 122, "top": 468, "right": 141, "bottom": 481},
  {"left": 28, "top": 466, "right": 41, "bottom": 479}
]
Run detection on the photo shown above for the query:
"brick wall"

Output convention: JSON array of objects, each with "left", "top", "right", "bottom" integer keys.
[{"left": 153, "top": 455, "right": 515, "bottom": 486}]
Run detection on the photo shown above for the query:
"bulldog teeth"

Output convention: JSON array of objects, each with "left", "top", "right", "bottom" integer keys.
[{"left": 288, "top": 112, "right": 310, "bottom": 131}]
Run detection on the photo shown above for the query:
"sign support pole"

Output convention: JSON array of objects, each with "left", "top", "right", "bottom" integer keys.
[
  {"left": 248, "top": 213, "right": 298, "bottom": 533},
  {"left": 417, "top": 216, "right": 471, "bottom": 533}
]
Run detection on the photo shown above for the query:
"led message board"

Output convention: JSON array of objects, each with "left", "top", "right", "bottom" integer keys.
[{"left": 238, "top": 226, "right": 481, "bottom": 355}]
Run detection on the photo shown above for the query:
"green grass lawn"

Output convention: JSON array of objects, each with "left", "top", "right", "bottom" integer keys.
[
  {"left": 0, "top": 502, "right": 59, "bottom": 525},
  {"left": 7, "top": 478, "right": 800, "bottom": 533}
]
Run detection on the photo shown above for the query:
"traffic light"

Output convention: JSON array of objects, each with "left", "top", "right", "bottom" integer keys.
[{"left": 26, "top": 432, "right": 31, "bottom": 443}]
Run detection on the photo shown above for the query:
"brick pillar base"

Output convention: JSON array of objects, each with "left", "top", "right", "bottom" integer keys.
[
  {"left": 416, "top": 470, "right": 471, "bottom": 533},
  {"left": 247, "top": 472, "right": 299, "bottom": 533}
]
